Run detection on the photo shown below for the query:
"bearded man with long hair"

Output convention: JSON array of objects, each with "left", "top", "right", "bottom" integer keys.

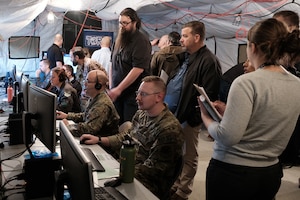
[{"left": 108, "top": 7, "right": 152, "bottom": 124}]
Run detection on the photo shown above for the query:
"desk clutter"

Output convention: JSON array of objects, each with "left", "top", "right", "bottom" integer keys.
[
  {"left": 0, "top": 121, "right": 134, "bottom": 200},
  {"left": 0, "top": 73, "right": 158, "bottom": 200}
]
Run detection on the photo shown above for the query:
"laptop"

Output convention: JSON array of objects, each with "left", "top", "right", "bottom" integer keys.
[{"left": 59, "top": 121, "right": 128, "bottom": 200}]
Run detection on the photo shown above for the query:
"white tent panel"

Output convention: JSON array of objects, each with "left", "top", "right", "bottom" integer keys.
[{"left": 0, "top": 0, "right": 300, "bottom": 77}]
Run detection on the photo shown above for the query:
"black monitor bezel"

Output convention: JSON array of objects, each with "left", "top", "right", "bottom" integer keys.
[
  {"left": 19, "top": 74, "right": 30, "bottom": 112},
  {"left": 8, "top": 36, "right": 40, "bottom": 59},
  {"left": 25, "top": 85, "right": 57, "bottom": 153},
  {"left": 59, "top": 122, "right": 95, "bottom": 200}
]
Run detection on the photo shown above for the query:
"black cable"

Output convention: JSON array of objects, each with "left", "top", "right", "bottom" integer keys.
[
  {"left": 94, "top": 0, "right": 111, "bottom": 13},
  {"left": 0, "top": 137, "right": 36, "bottom": 162},
  {"left": 0, "top": 170, "right": 25, "bottom": 198},
  {"left": 0, "top": 176, "right": 19, "bottom": 192}
]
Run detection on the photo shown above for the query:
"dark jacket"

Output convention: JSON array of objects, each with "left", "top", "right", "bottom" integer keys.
[
  {"left": 56, "top": 82, "right": 81, "bottom": 113},
  {"left": 70, "top": 78, "right": 82, "bottom": 99},
  {"left": 176, "top": 45, "right": 222, "bottom": 127}
]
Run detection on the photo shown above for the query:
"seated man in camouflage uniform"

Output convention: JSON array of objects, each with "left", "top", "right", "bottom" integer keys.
[
  {"left": 56, "top": 69, "right": 120, "bottom": 137},
  {"left": 80, "top": 76, "right": 184, "bottom": 199}
]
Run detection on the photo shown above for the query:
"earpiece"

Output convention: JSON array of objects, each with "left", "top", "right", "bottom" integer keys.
[{"left": 94, "top": 72, "right": 102, "bottom": 90}]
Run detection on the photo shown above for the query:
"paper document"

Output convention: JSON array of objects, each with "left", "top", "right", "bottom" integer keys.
[
  {"left": 97, "top": 168, "right": 119, "bottom": 180},
  {"left": 193, "top": 83, "right": 222, "bottom": 122},
  {"left": 96, "top": 153, "right": 120, "bottom": 169},
  {"left": 96, "top": 153, "right": 120, "bottom": 180},
  {"left": 160, "top": 69, "right": 169, "bottom": 84}
]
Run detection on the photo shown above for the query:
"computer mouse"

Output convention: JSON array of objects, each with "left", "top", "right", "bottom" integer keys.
[
  {"left": 79, "top": 138, "right": 87, "bottom": 144},
  {"left": 104, "top": 177, "right": 122, "bottom": 187}
]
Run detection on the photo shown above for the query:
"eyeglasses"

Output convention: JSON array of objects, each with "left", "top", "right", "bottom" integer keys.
[
  {"left": 119, "top": 21, "right": 132, "bottom": 26},
  {"left": 135, "top": 91, "right": 160, "bottom": 97},
  {"left": 84, "top": 79, "right": 96, "bottom": 84}
]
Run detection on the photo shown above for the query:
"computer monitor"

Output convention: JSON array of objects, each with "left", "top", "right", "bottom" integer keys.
[
  {"left": 18, "top": 75, "right": 30, "bottom": 112},
  {"left": 59, "top": 121, "right": 95, "bottom": 200},
  {"left": 15, "top": 70, "right": 23, "bottom": 84},
  {"left": 23, "top": 85, "right": 57, "bottom": 156},
  {"left": 11, "top": 70, "right": 22, "bottom": 113}
]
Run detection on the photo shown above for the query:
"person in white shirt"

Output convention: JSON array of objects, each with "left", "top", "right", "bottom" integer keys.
[{"left": 91, "top": 36, "right": 112, "bottom": 76}]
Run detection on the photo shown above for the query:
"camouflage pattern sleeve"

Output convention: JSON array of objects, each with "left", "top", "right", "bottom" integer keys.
[
  {"left": 67, "top": 112, "right": 85, "bottom": 123},
  {"left": 75, "top": 65, "right": 84, "bottom": 85},
  {"left": 107, "top": 130, "right": 130, "bottom": 153},
  {"left": 133, "top": 108, "right": 184, "bottom": 198},
  {"left": 69, "top": 93, "right": 119, "bottom": 137}
]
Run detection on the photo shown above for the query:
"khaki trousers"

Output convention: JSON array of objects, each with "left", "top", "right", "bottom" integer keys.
[{"left": 172, "top": 122, "right": 201, "bottom": 199}]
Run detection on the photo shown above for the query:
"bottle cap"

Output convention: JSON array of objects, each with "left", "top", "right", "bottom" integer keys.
[{"left": 122, "top": 139, "right": 135, "bottom": 147}]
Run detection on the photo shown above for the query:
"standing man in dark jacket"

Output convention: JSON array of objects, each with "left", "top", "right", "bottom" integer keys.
[{"left": 168, "top": 21, "right": 222, "bottom": 200}]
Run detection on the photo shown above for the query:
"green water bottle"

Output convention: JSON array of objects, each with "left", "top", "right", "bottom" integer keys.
[{"left": 119, "top": 140, "right": 136, "bottom": 183}]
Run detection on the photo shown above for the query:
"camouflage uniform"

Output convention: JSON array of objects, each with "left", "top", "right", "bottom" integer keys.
[
  {"left": 75, "top": 59, "right": 102, "bottom": 111},
  {"left": 56, "top": 82, "right": 81, "bottom": 113},
  {"left": 66, "top": 91, "right": 120, "bottom": 137},
  {"left": 108, "top": 106, "right": 184, "bottom": 199}
]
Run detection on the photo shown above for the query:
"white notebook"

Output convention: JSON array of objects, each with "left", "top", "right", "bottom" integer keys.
[{"left": 193, "top": 83, "right": 222, "bottom": 122}]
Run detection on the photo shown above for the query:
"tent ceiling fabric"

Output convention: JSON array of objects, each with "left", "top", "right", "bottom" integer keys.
[
  {"left": 1, "top": 0, "right": 300, "bottom": 77},
  {"left": 1, "top": 0, "right": 300, "bottom": 40}
]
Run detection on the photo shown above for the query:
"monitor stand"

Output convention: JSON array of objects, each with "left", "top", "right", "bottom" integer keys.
[
  {"left": 8, "top": 113, "right": 31, "bottom": 145},
  {"left": 8, "top": 91, "right": 27, "bottom": 145}
]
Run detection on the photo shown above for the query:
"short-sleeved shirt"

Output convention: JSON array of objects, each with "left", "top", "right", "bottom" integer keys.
[
  {"left": 111, "top": 30, "right": 151, "bottom": 97},
  {"left": 47, "top": 44, "right": 63, "bottom": 69},
  {"left": 91, "top": 47, "right": 112, "bottom": 74}
]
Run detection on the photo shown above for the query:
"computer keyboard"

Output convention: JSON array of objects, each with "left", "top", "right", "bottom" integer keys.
[
  {"left": 81, "top": 147, "right": 105, "bottom": 172},
  {"left": 94, "top": 187, "right": 128, "bottom": 200},
  {"left": 95, "top": 187, "right": 116, "bottom": 200}
]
